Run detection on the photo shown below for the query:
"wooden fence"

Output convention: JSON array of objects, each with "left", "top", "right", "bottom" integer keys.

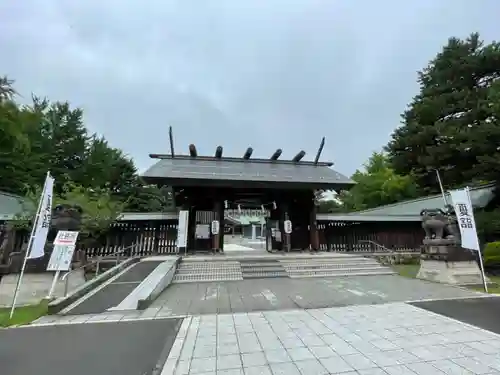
[
  {"left": 83, "top": 220, "right": 179, "bottom": 257},
  {"left": 2, "top": 218, "right": 423, "bottom": 263},
  {"left": 317, "top": 220, "right": 423, "bottom": 252}
]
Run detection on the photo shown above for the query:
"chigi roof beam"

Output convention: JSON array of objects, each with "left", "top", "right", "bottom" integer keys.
[{"left": 314, "top": 137, "right": 325, "bottom": 165}]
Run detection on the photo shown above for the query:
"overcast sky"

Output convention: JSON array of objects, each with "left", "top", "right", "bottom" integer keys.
[{"left": 1, "top": 1, "right": 500, "bottom": 176}]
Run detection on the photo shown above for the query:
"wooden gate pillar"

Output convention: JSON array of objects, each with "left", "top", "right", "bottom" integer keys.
[
  {"left": 310, "top": 203, "right": 319, "bottom": 251},
  {"left": 187, "top": 203, "right": 196, "bottom": 253},
  {"left": 281, "top": 202, "right": 291, "bottom": 252},
  {"left": 212, "top": 199, "right": 223, "bottom": 252}
]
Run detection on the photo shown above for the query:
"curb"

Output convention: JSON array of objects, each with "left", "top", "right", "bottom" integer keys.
[{"left": 137, "top": 257, "right": 181, "bottom": 310}]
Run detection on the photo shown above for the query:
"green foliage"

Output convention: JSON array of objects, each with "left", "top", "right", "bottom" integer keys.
[
  {"left": 475, "top": 208, "right": 500, "bottom": 243},
  {"left": 1, "top": 76, "right": 174, "bottom": 235},
  {"left": 483, "top": 241, "right": 500, "bottom": 266},
  {"left": 337, "top": 152, "right": 420, "bottom": 211},
  {"left": 386, "top": 33, "right": 500, "bottom": 192},
  {"left": 14, "top": 182, "right": 125, "bottom": 238}
]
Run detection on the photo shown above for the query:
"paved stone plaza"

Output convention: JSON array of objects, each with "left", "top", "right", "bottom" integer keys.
[
  {"left": 162, "top": 301, "right": 500, "bottom": 375},
  {"left": 4, "top": 273, "right": 500, "bottom": 375},
  {"left": 150, "top": 275, "right": 482, "bottom": 316}
]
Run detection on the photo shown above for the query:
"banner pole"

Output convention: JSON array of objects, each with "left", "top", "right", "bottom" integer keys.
[
  {"left": 435, "top": 169, "right": 448, "bottom": 207},
  {"left": 9, "top": 172, "right": 50, "bottom": 319},
  {"left": 466, "top": 186, "right": 488, "bottom": 293}
]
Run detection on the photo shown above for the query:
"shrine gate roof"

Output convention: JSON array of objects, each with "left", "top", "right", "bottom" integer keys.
[{"left": 142, "top": 154, "right": 354, "bottom": 190}]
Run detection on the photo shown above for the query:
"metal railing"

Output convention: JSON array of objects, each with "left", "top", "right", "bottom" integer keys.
[
  {"left": 357, "top": 240, "right": 394, "bottom": 253},
  {"left": 61, "top": 243, "right": 138, "bottom": 297}
]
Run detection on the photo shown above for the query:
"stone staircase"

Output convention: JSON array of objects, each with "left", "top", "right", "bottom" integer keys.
[
  {"left": 240, "top": 259, "right": 288, "bottom": 279},
  {"left": 173, "top": 261, "right": 243, "bottom": 283},
  {"left": 279, "top": 256, "right": 395, "bottom": 278},
  {"left": 171, "top": 253, "right": 395, "bottom": 283}
]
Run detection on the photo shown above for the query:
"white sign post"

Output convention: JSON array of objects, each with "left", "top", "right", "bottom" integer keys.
[
  {"left": 449, "top": 187, "right": 488, "bottom": 293},
  {"left": 284, "top": 220, "right": 292, "bottom": 234},
  {"left": 46, "top": 231, "right": 79, "bottom": 299},
  {"left": 177, "top": 210, "right": 189, "bottom": 254}
]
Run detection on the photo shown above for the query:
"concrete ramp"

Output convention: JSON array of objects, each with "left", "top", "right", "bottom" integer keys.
[{"left": 62, "top": 257, "right": 179, "bottom": 315}]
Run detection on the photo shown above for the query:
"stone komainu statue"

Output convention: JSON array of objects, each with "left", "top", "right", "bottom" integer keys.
[
  {"left": 420, "top": 206, "right": 477, "bottom": 262},
  {"left": 420, "top": 207, "right": 460, "bottom": 243},
  {"left": 51, "top": 204, "right": 83, "bottom": 232}
]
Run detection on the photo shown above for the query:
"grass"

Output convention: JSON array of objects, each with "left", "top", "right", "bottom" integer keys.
[
  {"left": 391, "top": 263, "right": 500, "bottom": 294},
  {"left": 0, "top": 300, "right": 49, "bottom": 327},
  {"left": 469, "top": 275, "right": 500, "bottom": 294},
  {"left": 391, "top": 264, "right": 420, "bottom": 278}
]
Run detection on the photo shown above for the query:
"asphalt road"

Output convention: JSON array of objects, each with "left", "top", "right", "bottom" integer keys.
[
  {"left": 0, "top": 318, "right": 182, "bottom": 375},
  {"left": 411, "top": 296, "right": 500, "bottom": 334}
]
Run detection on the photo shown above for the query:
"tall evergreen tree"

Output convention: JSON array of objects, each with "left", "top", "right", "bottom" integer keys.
[{"left": 386, "top": 33, "right": 500, "bottom": 192}]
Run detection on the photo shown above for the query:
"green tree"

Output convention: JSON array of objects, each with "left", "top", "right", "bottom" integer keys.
[
  {"left": 16, "top": 182, "right": 124, "bottom": 238},
  {"left": 0, "top": 82, "right": 44, "bottom": 194},
  {"left": 29, "top": 97, "right": 89, "bottom": 189},
  {"left": 338, "top": 152, "right": 419, "bottom": 211},
  {"left": 0, "top": 76, "right": 16, "bottom": 102},
  {"left": 126, "top": 184, "right": 175, "bottom": 212},
  {"left": 386, "top": 33, "right": 500, "bottom": 192},
  {"left": 1, "top": 76, "right": 175, "bottom": 216}
]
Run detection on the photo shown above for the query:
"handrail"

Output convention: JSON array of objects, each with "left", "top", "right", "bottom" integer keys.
[
  {"left": 357, "top": 240, "right": 394, "bottom": 253},
  {"left": 61, "top": 243, "right": 138, "bottom": 297}
]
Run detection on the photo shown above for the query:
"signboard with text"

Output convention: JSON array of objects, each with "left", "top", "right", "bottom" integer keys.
[{"left": 47, "top": 230, "right": 79, "bottom": 271}]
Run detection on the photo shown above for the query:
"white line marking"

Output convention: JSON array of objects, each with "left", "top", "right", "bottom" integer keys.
[{"left": 347, "top": 289, "right": 365, "bottom": 296}]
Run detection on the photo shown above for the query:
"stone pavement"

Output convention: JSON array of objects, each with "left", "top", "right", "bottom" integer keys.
[
  {"left": 150, "top": 275, "right": 482, "bottom": 316},
  {"left": 0, "top": 270, "right": 85, "bottom": 307},
  {"left": 162, "top": 301, "right": 500, "bottom": 374}
]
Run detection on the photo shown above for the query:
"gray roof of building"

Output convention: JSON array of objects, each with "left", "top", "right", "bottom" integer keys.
[
  {"left": 142, "top": 155, "right": 354, "bottom": 189},
  {"left": 344, "top": 183, "right": 496, "bottom": 217},
  {"left": 0, "top": 191, "right": 32, "bottom": 220}
]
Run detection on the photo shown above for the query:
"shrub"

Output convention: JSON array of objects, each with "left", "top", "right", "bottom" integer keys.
[{"left": 483, "top": 241, "right": 500, "bottom": 266}]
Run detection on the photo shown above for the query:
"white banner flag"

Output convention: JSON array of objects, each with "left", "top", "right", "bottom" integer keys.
[
  {"left": 28, "top": 174, "right": 55, "bottom": 259},
  {"left": 449, "top": 188, "right": 480, "bottom": 252}
]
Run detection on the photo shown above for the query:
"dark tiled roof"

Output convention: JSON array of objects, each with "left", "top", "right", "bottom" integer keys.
[{"left": 142, "top": 156, "right": 354, "bottom": 189}]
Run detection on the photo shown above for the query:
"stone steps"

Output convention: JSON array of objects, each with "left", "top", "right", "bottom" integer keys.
[
  {"left": 240, "top": 260, "right": 288, "bottom": 279},
  {"left": 287, "top": 266, "right": 395, "bottom": 278},
  {"left": 172, "top": 261, "right": 243, "bottom": 283},
  {"left": 280, "top": 262, "right": 383, "bottom": 270},
  {"left": 171, "top": 254, "right": 395, "bottom": 283}
]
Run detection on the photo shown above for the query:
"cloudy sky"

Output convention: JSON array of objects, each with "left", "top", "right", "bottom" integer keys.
[{"left": 1, "top": 1, "right": 500, "bottom": 176}]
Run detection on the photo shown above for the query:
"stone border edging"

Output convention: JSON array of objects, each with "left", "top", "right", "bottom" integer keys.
[
  {"left": 137, "top": 257, "right": 181, "bottom": 310},
  {"left": 47, "top": 257, "right": 140, "bottom": 314}
]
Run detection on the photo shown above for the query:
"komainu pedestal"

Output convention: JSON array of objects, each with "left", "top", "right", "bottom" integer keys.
[{"left": 417, "top": 207, "right": 486, "bottom": 285}]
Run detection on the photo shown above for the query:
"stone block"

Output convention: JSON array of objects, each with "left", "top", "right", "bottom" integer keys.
[{"left": 417, "top": 259, "right": 488, "bottom": 285}]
